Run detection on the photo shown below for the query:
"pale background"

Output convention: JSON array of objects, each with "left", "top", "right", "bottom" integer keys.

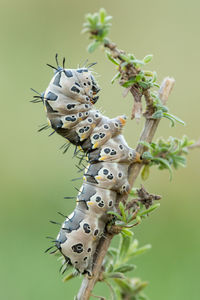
[{"left": 1, "top": 0, "right": 200, "bottom": 299}]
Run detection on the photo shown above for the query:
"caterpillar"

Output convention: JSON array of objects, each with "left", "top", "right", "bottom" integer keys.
[{"left": 36, "top": 55, "right": 140, "bottom": 276}]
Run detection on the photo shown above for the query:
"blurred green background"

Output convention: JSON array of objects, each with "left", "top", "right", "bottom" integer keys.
[{"left": 1, "top": 0, "right": 200, "bottom": 299}]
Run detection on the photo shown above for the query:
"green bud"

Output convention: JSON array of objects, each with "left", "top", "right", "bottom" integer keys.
[
  {"left": 99, "top": 8, "right": 106, "bottom": 23},
  {"left": 152, "top": 71, "right": 157, "bottom": 82},
  {"left": 87, "top": 41, "right": 101, "bottom": 53},
  {"left": 114, "top": 264, "right": 136, "bottom": 273},
  {"left": 121, "top": 228, "right": 134, "bottom": 237},
  {"left": 143, "top": 54, "right": 153, "bottom": 64},
  {"left": 62, "top": 272, "right": 77, "bottom": 282},
  {"left": 151, "top": 110, "right": 164, "bottom": 119},
  {"left": 142, "top": 151, "right": 153, "bottom": 160}
]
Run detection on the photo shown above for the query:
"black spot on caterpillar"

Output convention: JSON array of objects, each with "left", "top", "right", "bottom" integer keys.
[
  {"left": 64, "top": 70, "right": 73, "bottom": 78},
  {"left": 46, "top": 91, "right": 58, "bottom": 101},
  {"left": 71, "top": 86, "right": 80, "bottom": 94},
  {"left": 45, "top": 101, "right": 58, "bottom": 113},
  {"left": 83, "top": 223, "right": 91, "bottom": 234},
  {"left": 72, "top": 243, "right": 84, "bottom": 254},
  {"left": 36, "top": 56, "right": 140, "bottom": 275},
  {"left": 53, "top": 72, "right": 62, "bottom": 87}
]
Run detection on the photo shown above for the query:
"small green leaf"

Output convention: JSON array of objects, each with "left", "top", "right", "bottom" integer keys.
[
  {"left": 151, "top": 110, "right": 164, "bottom": 119},
  {"left": 106, "top": 272, "right": 126, "bottom": 279},
  {"left": 172, "top": 155, "right": 186, "bottom": 167},
  {"left": 152, "top": 71, "right": 157, "bottom": 82},
  {"left": 81, "top": 27, "right": 90, "bottom": 34},
  {"left": 114, "top": 287, "right": 121, "bottom": 300},
  {"left": 111, "top": 72, "right": 121, "bottom": 84},
  {"left": 105, "top": 260, "right": 114, "bottom": 273},
  {"left": 106, "top": 51, "right": 119, "bottom": 65},
  {"left": 119, "top": 233, "right": 132, "bottom": 260},
  {"left": 108, "top": 247, "right": 119, "bottom": 256},
  {"left": 141, "top": 165, "right": 150, "bottom": 180},
  {"left": 139, "top": 141, "right": 152, "bottom": 149},
  {"left": 114, "top": 264, "right": 136, "bottom": 273},
  {"left": 136, "top": 73, "right": 143, "bottom": 81},
  {"left": 85, "top": 14, "right": 95, "bottom": 25},
  {"left": 62, "top": 272, "right": 77, "bottom": 282},
  {"left": 143, "top": 54, "right": 153, "bottom": 64},
  {"left": 119, "top": 202, "right": 126, "bottom": 222},
  {"left": 126, "top": 214, "right": 137, "bottom": 224},
  {"left": 163, "top": 113, "right": 175, "bottom": 127},
  {"left": 105, "top": 15, "right": 113, "bottom": 22},
  {"left": 138, "top": 294, "right": 149, "bottom": 300},
  {"left": 129, "top": 188, "right": 138, "bottom": 197},
  {"left": 121, "top": 228, "right": 134, "bottom": 237},
  {"left": 128, "top": 239, "right": 139, "bottom": 253},
  {"left": 107, "top": 247, "right": 119, "bottom": 261},
  {"left": 114, "top": 278, "right": 133, "bottom": 293},
  {"left": 164, "top": 113, "right": 185, "bottom": 126},
  {"left": 152, "top": 157, "right": 173, "bottom": 180},
  {"left": 128, "top": 244, "right": 152, "bottom": 258},
  {"left": 138, "top": 81, "right": 152, "bottom": 89},
  {"left": 139, "top": 203, "right": 160, "bottom": 217},
  {"left": 156, "top": 104, "right": 168, "bottom": 112},
  {"left": 107, "top": 211, "right": 124, "bottom": 221},
  {"left": 93, "top": 13, "right": 99, "bottom": 25},
  {"left": 144, "top": 71, "right": 153, "bottom": 77},
  {"left": 120, "top": 61, "right": 128, "bottom": 68},
  {"left": 132, "top": 59, "right": 145, "bottom": 66},
  {"left": 122, "top": 78, "right": 136, "bottom": 88},
  {"left": 99, "top": 8, "right": 106, "bottom": 23},
  {"left": 87, "top": 41, "right": 101, "bottom": 53},
  {"left": 153, "top": 82, "right": 160, "bottom": 88},
  {"left": 136, "top": 215, "right": 142, "bottom": 223},
  {"left": 119, "top": 53, "right": 130, "bottom": 62},
  {"left": 128, "top": 53, "right": 136, "bottom": 60},
  {"left": 142, "top": 151, "right": 153, "bottom": 160}
]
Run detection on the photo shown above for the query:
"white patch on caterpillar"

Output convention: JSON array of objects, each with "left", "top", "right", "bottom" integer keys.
[{"left": 68, "top": 212, "right": 75, "bottom": 220}]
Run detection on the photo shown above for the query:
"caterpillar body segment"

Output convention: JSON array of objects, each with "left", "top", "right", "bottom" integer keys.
[{"left": 41, "top": 62, "right": 139, "bottom": 275}]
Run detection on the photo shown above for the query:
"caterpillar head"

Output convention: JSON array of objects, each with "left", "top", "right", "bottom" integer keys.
[{"left": 74, "top": 68, "right": 100, "bottom": 104}]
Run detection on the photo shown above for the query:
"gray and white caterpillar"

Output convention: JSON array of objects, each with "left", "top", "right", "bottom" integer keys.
[{"left": 37, "top": 57, "right": 140, "bottom": 276}]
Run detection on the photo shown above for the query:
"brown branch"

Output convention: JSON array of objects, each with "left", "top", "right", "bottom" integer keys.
[
  {"left": 104, "top": 41, "right": 124, "bottom": 59},
  {"left": 143, "top": 89, "right": 155, "bottom": 117},
  {"left": 76, "top": 77, "right": 175, "bottom": 300},
  {"left": 130, "top": 86, "right": 142, "bottom": 121},
  {"left": 105, "top": 40, "right": 147, "bottom": 121}
]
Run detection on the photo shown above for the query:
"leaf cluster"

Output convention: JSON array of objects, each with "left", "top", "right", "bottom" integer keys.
[
  {"left": 82, "top": 8, "right": 112, "bottom": 53},
  {"left": 141, "top": 136, "right": 194, "bottom": 180},
  {"left": 107, "top": 196, "right": 160, "bottom": 228},
  {"left": 111, "top": 53, "right": 159, "bottom": 90},
  {"left": 82, "top": 8, "right": 160, "bottom": 93},
  {"left": 151, "top": 92, "right": 185, "bottom": 126},
  {"left": 102, "top": 233, "right": 150, "bottom": 300}
]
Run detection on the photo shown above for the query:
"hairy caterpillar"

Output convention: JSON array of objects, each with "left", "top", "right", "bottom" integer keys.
[{"left": 35, "top": 55, "right": 140, "bottom": 276}]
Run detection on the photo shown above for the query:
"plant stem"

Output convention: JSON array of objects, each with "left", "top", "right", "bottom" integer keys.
[{"left": 76, "top": 77, "right": 175, "bottom": 300}]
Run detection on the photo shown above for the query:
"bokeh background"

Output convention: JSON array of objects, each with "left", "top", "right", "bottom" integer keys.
[{"left": 1, "top": 0, "right": 200, "bottom": 299}]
